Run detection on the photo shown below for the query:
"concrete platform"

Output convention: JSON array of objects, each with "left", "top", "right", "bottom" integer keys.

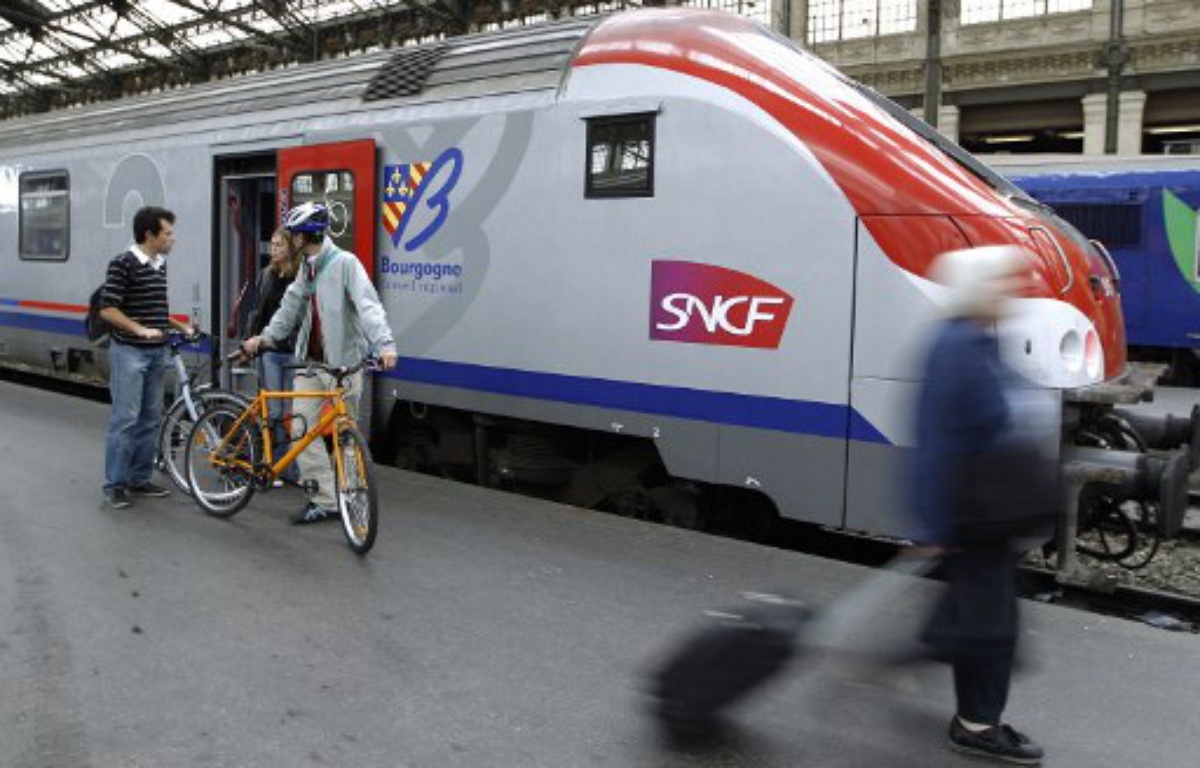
[{"left": 0, "top": 378, "right": 1196, "bottom": 767}]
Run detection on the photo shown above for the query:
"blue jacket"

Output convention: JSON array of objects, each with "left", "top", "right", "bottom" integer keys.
[{"left": 910, "top": 319, "right": 1013, "bottom": 546}]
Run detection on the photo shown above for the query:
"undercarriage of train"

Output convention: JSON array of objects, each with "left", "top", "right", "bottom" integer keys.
[
  {"left": 381, "top": 362, "right": 1199, "bottom": 588},
  {"left": 1060, "top": 363, "right": 1197, "bottom": 586}
]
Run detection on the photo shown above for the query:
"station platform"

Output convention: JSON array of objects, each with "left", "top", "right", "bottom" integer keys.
[{"left": 0, "top": 378, "right": 1196, "bottom": 767}]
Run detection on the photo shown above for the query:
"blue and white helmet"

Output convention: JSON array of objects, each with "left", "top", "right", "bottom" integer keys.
[{"left": 283, "top": 202, "right": 330, "bottom": 234}]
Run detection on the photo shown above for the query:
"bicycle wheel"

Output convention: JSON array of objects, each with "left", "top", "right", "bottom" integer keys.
[
  {"left": 185, "top": 405, "right": 260, "bottom": 517},
  {"left": 333, "top": 425, "right": 378, "bottom": 555},
  {"left": 158, "top": 389, "right": 250, "bottom": 494}
]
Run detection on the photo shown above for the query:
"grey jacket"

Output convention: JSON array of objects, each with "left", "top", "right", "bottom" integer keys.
[{"left": 262, "top": 240, "right": 395, "bottom": 366}]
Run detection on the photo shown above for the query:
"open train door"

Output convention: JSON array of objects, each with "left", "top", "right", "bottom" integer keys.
[
  {"left": 277, "top": 140, "right": 379, "bottom": 436},
  {"left": 277, "top": 140, "right": 378, "bottom": 278}
]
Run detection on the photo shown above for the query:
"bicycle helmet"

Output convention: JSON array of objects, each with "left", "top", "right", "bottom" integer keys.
[{"left": 282, "top": 202, "right": 331, "bottom": 234}]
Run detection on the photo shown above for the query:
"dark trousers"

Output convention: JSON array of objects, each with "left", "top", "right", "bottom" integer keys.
[
  {"left": 921, "top": 545, "right": 1020, "bottom": 726},
  {"left": 954, "top": 648, "right": 1014, "bottom": 724}
]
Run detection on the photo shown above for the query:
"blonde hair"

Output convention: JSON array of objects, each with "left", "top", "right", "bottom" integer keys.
[
  {"left": 270, "top": 227, "right": 302, "bottom": 278},
  {"left": 932, "top": 245, "right": 1031, "bottom": 318}
]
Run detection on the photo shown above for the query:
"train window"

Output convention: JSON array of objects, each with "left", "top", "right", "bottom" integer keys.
[
  {"left": 586, "top": 115, "right": 655, "bottom": 198},
  {"left": 290, "top": 170, "right": 355, "bottom": 253},
  {"left": 1051, "top": 203, "right": 1143, "bottom": 249},
  {"left": 19, "top": 171, "right": 69, "bottom": 261}
]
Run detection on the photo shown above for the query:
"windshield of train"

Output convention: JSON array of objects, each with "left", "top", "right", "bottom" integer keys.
[
  {"left": 853, "top": 85, "right": 1042, "bottom": 205},
  {"left": 763, "top": 27, "right": 1043, "bottom": 210}
]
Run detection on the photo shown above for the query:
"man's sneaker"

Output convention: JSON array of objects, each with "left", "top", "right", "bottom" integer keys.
[
  {"left": 104, "top": 488, "right": 132, "bottom": 509},
  {"left": 129, "top": 482, "right": 171, "bottom": 498},
  {"left": 291, "top": 502, "right": 338, "bottom": 525},
  {"left": 948, "top": 718, "right": 1044, "bottom": 765}
]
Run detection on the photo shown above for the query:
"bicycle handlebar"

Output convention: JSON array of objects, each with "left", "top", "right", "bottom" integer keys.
[
  {"left": 166, "top": 329, "right": 207, "bottom": 350},
  {"left": 283, "top": 357, "right": 381, "bottom": 381}
]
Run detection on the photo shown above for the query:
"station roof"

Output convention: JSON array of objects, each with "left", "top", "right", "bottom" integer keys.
[{"left": 0, "top": 0, "right": 599, "bottom": 119}]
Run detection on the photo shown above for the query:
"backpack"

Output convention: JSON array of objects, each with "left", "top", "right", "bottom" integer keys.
[
  {"left": 86, "top": 251, "right": 133, "bottom": 347},
  {"left": 85, "top": 284, "right": 112, "bottom": 347}
]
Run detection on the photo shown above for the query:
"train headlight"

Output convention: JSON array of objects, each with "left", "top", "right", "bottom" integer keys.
[
  {"left": 999, "top": 298, "right": 1106, "bottom": 387},
  {"left": 1084, "top": 329, "right": 1102, "bottom": 381},
  {"left": 1059, "top": 330, "right": 1083, "bottom": 374}
]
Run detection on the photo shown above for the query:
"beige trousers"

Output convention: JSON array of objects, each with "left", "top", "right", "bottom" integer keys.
[{"left": 291, "top": 369, "right": 362, "bottom": 509}]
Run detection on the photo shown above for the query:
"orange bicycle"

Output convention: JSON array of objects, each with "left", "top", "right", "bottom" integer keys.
[{"left": 183, "top": 357, "right": 380, "bottom": 554}]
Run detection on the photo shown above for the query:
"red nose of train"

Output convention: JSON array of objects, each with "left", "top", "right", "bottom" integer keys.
[{"left": 862, "top": 212, "right": 1126, "bottom": 383}]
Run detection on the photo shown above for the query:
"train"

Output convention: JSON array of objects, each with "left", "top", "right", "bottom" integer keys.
[
  {"left": 0, "top": 9, "right": 1193, "bottom": 567},
  {"left": 988, "top": 155, "right": 1200, "bottom": 385}
]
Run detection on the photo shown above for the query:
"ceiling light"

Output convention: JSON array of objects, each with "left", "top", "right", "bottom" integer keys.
[
  {"left": 1147, "top": 125, "right": 1200, "bottom": 135},
  {"left": 983, "top": 135, "right": 1035, "bottom": 144}
]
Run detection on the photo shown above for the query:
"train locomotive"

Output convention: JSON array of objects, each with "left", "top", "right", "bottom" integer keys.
[{"left": 0, "top": 9, "right": 1193, "bottom": 577}]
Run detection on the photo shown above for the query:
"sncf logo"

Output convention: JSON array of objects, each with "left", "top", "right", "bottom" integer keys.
[{"left": 650, "top": 261, "right": 794, "bottom": 349}]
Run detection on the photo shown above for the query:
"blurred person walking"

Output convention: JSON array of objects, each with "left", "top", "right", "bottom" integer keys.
[{"left": 909, "top": 245, "right": 1055, "bottom": 766}]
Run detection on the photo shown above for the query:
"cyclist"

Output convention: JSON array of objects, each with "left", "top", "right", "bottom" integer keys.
[{"left": 242, "top": 202, "right": 398, "bottom": 524}]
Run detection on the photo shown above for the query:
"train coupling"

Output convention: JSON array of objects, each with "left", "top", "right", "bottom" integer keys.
[
  {"left": 1109, "top": 403, "right": 1200, "bottom": 472},
  {"left": 1056, "top": 444, "right": 1191, "bottom": 587}
]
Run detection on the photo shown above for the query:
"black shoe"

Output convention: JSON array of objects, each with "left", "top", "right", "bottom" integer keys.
[
  {"left": 104, "top": 488, "right": 131, "bottom": 509},
  {"left": 129, "top": 482, "right": 171, "bottom": 498},
  {"left": 949, "top": 718, "right": 1044, "bottom": 765},
  {"left": 291, "top": 502, "right": 337, "bottom": 525}
]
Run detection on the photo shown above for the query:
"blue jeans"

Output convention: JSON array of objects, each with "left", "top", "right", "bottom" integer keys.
[
  {"left": 104, "top": 341, "right": 168, "bottom": 491},
  {"left": 258, "top": 349, "right": 299, "bottom": 481}
]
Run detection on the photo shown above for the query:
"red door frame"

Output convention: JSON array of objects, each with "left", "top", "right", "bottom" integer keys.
[{"left": 278, "top": 140, "right": 377, "bottom": 278}]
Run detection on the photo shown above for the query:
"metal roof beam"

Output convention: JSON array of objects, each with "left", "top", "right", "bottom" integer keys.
[
  {"left": 117, "top": 3, "right": 211, "bottom": 75},
  {"left": 168, "top": 0, "right": 314, "bottom": 60},
  {"left": 261, "top": 0, "right": 323, "bottom": 61},
  {"left": 429, "top": 0, "right": 474, "bottom": 33},
  {"left": 0, "top": 59, "right": 68, "bottom": 92},
  {"left": 0, "top": 1, "right": 53, "bottom": 38},
  {"left": 41, "top": 21, "right": 188, "bottom": 81}
]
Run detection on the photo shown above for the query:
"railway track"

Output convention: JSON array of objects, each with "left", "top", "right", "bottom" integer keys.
[
  {"left": 1019, "top": 565, "right": 1200, "bottom": 632},
  {"left": 778, "top": 521, "right": 1200, "bottom": 634}
]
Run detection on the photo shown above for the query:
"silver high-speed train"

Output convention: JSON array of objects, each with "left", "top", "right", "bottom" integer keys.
[{"left": 1, "top": 9, "right": 1191, "bottom": 565}]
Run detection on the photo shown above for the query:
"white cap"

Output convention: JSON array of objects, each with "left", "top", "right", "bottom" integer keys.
[{"left": 932, "top": 244, "right": 1033, "bottom": 318}]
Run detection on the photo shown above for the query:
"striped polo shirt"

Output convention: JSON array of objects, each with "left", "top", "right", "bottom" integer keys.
[{"left": 100, "top": 245, "right": 169, "bottom": 346}]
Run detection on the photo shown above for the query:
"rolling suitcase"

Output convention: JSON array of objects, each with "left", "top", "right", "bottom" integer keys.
[
  {"left": 648, "top": 592, "right": 811, "bottom": 735},
  {"left": 646, "top": 557, "right": 936, "bottom": 737}
]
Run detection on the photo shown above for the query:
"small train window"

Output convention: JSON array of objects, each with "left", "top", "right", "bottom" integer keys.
[
  {"left": 19, "top": 171, "right": 69, "bottom": 261},
  {"left": 290, "top": 170, "right": 355, "bottom": 253},
  {"left": 586, "top": 115, "right": 655, "bottom": 198}
]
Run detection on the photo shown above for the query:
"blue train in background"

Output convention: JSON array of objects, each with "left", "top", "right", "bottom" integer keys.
[{"left": 989, "top": 155, "right": 1200, "bottom": 384}]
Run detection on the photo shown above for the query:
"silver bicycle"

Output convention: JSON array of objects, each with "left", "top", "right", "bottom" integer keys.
[{"left": 156, "top": 331, "right": 250, "bottom": 494}]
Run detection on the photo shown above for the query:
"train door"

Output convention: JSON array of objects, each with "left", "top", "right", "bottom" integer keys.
[
  {"left": 275, "top": 140, "right": 378, "bottom": 431},
  {"left": 843, "top": 218, "right": 944, "bottom": 538},
  {"left": 277, "top": 140, "right": 377, "bottom": 278},
  {"left": 213, "top": 153, "right": 277, "bottom": 392}
]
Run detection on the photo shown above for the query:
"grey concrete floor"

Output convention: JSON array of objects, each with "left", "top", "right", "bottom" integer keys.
[{"left": 0, "top": 379, "right": 1197, "bottom": 768}]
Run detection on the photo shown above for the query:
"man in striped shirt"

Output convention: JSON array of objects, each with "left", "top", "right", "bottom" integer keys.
[{"left": 100, "top": 206, "right": 195, "bottom": 509}]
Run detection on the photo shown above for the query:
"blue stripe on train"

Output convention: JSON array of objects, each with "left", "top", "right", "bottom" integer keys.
[
  {"left": 0, "top": 309, "right": 213, "bottom": 354},
  {"left": 0, "top": 308, "right": 889, "bottom": 444},
  {"left": 0, "top": 309, "right": 82, "bottom": 336},
  {"left": 382, "top": 358, "right": 890, "bottom": 444}
]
